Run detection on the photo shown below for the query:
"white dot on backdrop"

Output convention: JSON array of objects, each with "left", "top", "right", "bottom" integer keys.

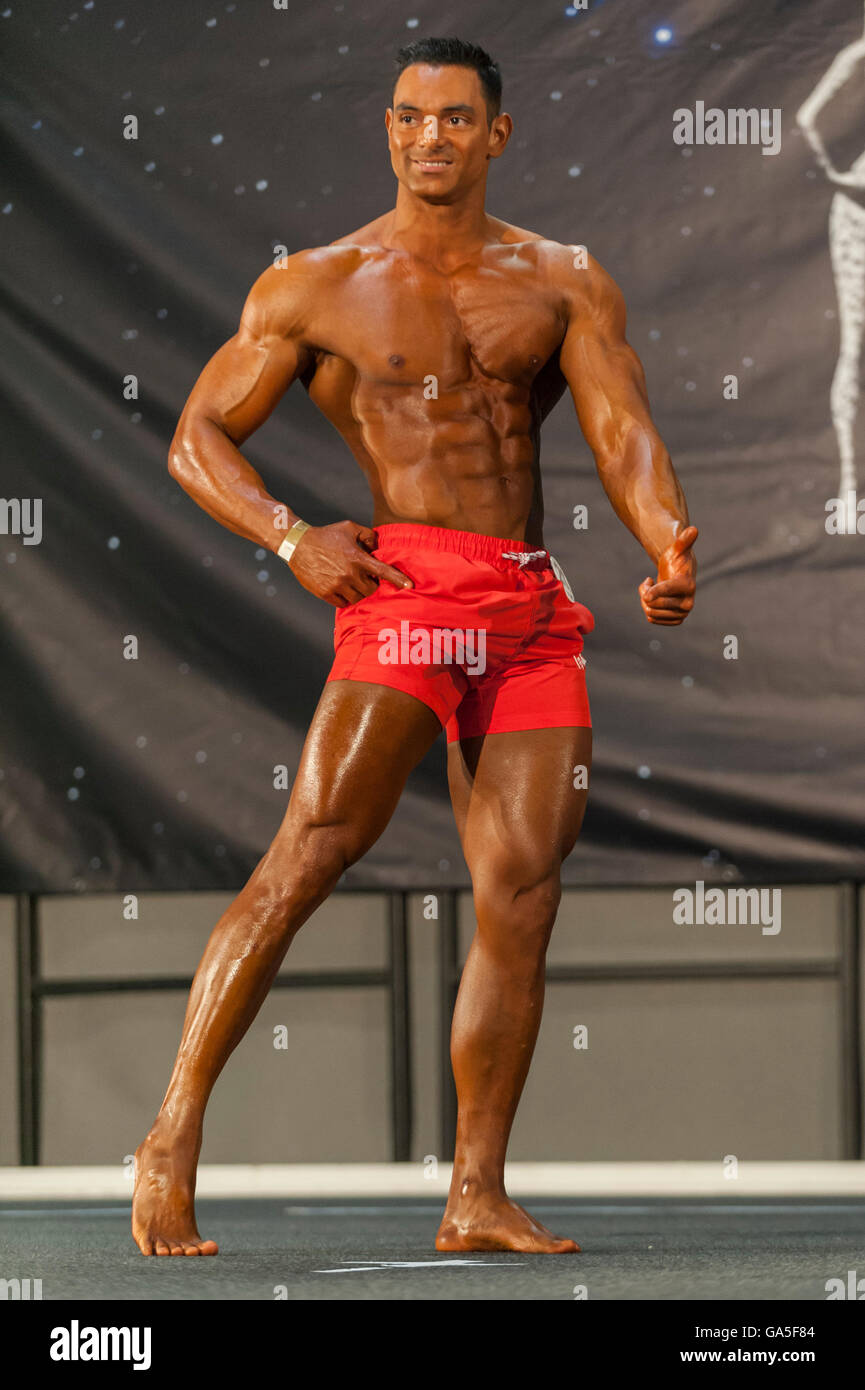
[
  {"left": 649, "top": 639, "right": 661, "bottom": 651},
  {"left": 682, "top": 675, "right": 694, "bottom": 687},
  {"left": 438, "top": 858, "right": 450, "bottom": 871},
  {"left": 266, "top": 585, "right": 276, "bottom": 597},
  {"left": 195, "top": 750, "right": 207, "bottom": 763},
  {"left": 234, "top": 185, "right": 245, "bottom": 195},
  {"left": 232, "top": 732, "right": 243, "bottom": 743},
  {"left": 156, "top": 307, "right": 167, "bottom": 319},
  {"left": 681, "top": 226, "right": 692, "bottom": 236},
  {"left": 153, "top": 822, "right": 164, "bottom": 835},
  {"left": 259, "top": 57, "right": 269, "bottom": 67},
  {"left": 255, "top": 548, "right": 266, "bottom": 560},
  {"left": 211, "top": 132, "right": 223, "bottom": 145},
  {"left": 685, "top": 381, "right": 696, "bottom": 391},
  {"left": 638, "top": 808, "right": 650, "bottom": 820},
  {"left": 90, "top": 858, "right": 101, "bottom": 870},
  {"left": 568, "top": 166, "right": 581, "bottom": 177},
  {"left": 637, "top": 765, "right": 651, "bottom": 779},
  {"left": 7, "top": 554, "right": 16, "bottom": 564},
  {"left": 136, "top": 735, "right": 147, "bottom": 748},
  {"left": 550, "top": 91, "right": 562, "bottom": 101},
  {"left": 73, "top": 766, "right": 85, "bottom": 779},
  {"left": 73, "top": 147, "right": 84, "bottom": 157},
  {"left": 255, "top": 179, "right": 268, "bottom": 191},
  {"left": 310, "top": 92, "right": 322, "bottom": 102},
  {"left": 121, "top": 329, "right": 138, "bottom": 340},
  {"left": 649, "top": 328, "right": 661, "bottom": 340},
  {"left": 144, "top": 161, "right": 156, "bottom": 172},
  {"left": 130, "top": 412, "right": 141, "bottom": 423},
  {"left": 586, "top": 78, "right": 597, "bottom": 87},
  {"left": 202, "top": 555, "right": 213, "bottom": 567},
  {"left": 704, "top": 186, "right": 715, "bottom": 196},
  {"left": 406, "top": 17, "right": 419, "bottom": 28},
  {"left": 67, "top": 787, "right": 80, "bottom": 801},
  {"left": 205, "top": 16, "right": 217, "bottom": 26},
  {"left": 91, "top": 429, "right": 102, "bottom": 440},
  {"left": 742, "top": 356, "right": 754, "bottom": 367},
  {"left": 2, "top": 203, "right": 12, "bottom": 215},
  {"left": 107, "top": 536, "right": 120, "bottom": 549},
  {"left": 114, "top": 18, "right": 125, "bottom": 29},
  {"left": 257, "top": 570, "right": 269, "bottom": 582},
  {"left": 338, "top": 45, "right": 349, "bottom": 54},
  {"left": 33, "top": 120, "right": 42, "bottom": 129},
  {"left": 154, "top": 106, "right": 164, "bottom": 115}
]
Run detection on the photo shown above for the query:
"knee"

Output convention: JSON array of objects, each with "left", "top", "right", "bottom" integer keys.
[
  {"left": 253, "top": 818, "right": 368, "bottom": 918},
  {"left": 473, "top": 861, "right": 562, "bottom": 957}
]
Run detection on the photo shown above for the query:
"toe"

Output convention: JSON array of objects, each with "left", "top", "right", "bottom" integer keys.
[
  {"left": 182, "top": 1243, "right": 201, "bottom": 1256},
  {"left": 155, "top": 1239, "right": 171, "bottom": 1255}
]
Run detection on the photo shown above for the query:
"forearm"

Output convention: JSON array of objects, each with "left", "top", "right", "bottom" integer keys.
[
  {"left": 168, "top": 416, "right": 300, "bottom": 554},
  {"left": 596, "top": 422, "right": 689, "bottom": 565}
]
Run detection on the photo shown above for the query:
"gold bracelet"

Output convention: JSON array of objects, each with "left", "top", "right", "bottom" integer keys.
[{"left": 276, "top": 519, "right": 310, "bottom": 564}]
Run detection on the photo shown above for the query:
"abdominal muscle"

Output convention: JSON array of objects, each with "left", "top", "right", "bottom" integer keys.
[{"left": 351, "top": 381, "right": 540, "bottom": 541}]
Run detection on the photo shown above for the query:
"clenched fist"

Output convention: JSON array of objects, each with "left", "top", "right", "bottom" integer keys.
[{"left": 638, "top": 524, "right": 697, "bottom": 625}]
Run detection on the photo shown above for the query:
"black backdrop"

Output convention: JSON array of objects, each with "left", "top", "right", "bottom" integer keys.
[{"left": 2, "top": 0, "right": 864, "bottom": 892}]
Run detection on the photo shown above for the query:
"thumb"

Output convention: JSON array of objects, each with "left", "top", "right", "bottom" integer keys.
[
  {"left": 674, "top": 524, "right": 698, "bottom": 553},
  {"left": 354, "top": 524, "right": 379, "bottom": 552}
]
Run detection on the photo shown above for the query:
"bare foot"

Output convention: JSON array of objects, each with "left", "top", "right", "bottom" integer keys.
[
  {"left": 436, "top": 1190, "right": 580, "bottom": 1253},
  {"left": 131, "top": 1128, "right": 218, "bottom": 1256}
]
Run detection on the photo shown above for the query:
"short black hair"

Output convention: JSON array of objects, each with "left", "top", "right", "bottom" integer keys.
[{"left": 393, "top": 37, "right": 502, "bottom": 125}]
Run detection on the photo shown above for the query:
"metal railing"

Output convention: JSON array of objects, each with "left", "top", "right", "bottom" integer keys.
[{"left": 14, "top": 881, "right": 863, "bottom": 1166}]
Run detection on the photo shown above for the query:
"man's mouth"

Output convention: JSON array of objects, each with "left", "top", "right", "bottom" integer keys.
[{"left": 411, "top": 158, "right": 453, "bottom": 172}]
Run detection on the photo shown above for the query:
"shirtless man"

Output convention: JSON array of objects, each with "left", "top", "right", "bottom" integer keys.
[{"left": 132, "top": 36, "right": 697, "bottom": 1257}]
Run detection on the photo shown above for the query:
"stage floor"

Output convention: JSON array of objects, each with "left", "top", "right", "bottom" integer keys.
[{"left": 2, "top": 1196, "right": 863, "bottom": 1300}]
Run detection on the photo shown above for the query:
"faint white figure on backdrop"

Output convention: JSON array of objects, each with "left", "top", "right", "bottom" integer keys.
[{"left": 796, "top": 4, "right": 865, "bottom": 518}]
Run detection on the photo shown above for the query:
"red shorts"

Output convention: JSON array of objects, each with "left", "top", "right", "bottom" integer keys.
[{"left": 326, "top": 523, "right": 594, "bottom": 743}]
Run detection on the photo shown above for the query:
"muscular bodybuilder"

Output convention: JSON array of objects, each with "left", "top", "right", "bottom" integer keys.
[{"left": 132, "top": 37, "right": 697, "bottom": 1257}]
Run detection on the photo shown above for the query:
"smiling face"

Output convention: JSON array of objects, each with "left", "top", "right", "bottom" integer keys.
[{"left": 386, "top": 63, "right": 510, "bottom": 202}]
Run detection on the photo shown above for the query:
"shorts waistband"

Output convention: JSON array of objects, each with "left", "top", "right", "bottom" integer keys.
[{"left": 372, "top": 523, "right": 551, "bottom": 570}]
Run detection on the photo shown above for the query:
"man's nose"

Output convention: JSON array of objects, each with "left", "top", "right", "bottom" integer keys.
[{"left": 417, "top": 119, "right": 444, "bottom": 146}]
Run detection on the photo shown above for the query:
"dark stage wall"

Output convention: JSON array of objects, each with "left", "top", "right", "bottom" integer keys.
[{"left": 2, "top": 0, "right": 864, "bottom": 892}]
